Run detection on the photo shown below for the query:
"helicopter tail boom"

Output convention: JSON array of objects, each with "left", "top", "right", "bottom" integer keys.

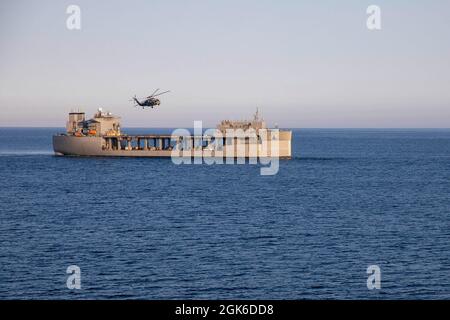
[{"left": 132, "top": 96, "right": 143, "bottom": 107}]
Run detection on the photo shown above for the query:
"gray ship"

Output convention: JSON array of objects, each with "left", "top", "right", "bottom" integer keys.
[{"left": 53, "top": 109, "right": 292, "bottom": 158}]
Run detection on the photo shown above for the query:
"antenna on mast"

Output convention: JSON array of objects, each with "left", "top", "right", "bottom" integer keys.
[{"left": 254, "top": 107, "right": 260, "bottom": 121}]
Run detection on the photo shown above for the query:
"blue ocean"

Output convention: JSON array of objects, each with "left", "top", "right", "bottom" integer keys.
[{"left": 0, "top": 127, "right": 449, "bottom": 299}]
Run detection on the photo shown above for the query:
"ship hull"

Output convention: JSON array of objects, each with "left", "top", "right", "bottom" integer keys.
[
  {"left": 53, "top": 135, "right": 173, "bottom": 157},
  {"left": 53, "top": 132, "right": 292, "bottom": 158}
]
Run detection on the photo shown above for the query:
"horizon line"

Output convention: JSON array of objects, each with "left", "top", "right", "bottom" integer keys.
[{"left": 1, "top": 126, "right": 450, "bottom": 130}]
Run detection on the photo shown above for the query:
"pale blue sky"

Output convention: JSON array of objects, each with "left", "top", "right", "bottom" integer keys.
[{"left": 1, "top": 0, "right": 449, "bottom": 127}]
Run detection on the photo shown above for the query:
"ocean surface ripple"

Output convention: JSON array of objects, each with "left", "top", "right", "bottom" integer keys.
[{"left": 0, "top": 128, "right": 449, "bottom": 299}]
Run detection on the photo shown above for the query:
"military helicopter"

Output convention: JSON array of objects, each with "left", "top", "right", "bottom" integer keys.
[{"left": 131, "top": 89, "right": 170, "bottom": 109}]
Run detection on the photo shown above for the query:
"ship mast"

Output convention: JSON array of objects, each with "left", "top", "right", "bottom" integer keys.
[{"left": 254, "top": 107, "right": 261, "bottom": 121}]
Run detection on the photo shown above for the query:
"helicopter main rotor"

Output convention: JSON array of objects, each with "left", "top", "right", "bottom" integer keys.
[{"left": 147, "top": 89, "right": 170, "bottom": 98}]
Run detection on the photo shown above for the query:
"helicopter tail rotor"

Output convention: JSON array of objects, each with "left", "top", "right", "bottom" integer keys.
[{"left": 130, "top": 95, "right": 140, "bottom": 107}]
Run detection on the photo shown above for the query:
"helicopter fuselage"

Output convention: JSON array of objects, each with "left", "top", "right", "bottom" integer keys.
[{"left": 133, "top": 97, "right": 160, "bottom": 108}]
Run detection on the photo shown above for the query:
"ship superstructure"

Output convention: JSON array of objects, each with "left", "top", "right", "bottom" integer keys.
[
  {"left": 217, "top": 108, "right": 266, "bottom": 132},
  {"left": 66, "top": 108, "right": 121, "bottom": 137}
]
